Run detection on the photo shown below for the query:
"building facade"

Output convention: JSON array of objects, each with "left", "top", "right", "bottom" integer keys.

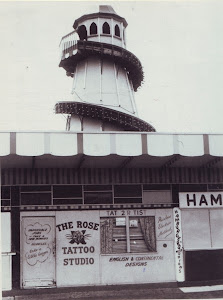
[{"left": 1, "top": 5, "right": 223, "bottom": 292}]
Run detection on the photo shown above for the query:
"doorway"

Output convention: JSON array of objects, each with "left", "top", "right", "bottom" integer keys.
[{"left": 21, "top": 216, "right": 56, "bottom": 288}]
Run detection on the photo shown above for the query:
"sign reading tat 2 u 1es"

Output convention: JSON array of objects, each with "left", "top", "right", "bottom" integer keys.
[{"left": 179, "top": 191, "right": 223, "bottom": 208}]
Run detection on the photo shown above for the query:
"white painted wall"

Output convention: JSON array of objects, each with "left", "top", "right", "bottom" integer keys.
[
  {"left": 19, "top": 209, "right": 177, "bottom": 288},
  {"left": 72, "top": 56, "right": 137, "bottom": 116}
]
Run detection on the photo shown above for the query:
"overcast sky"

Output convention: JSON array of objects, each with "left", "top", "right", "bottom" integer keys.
[{"left": 0, "top": 0, "right": 223, "bottom": 133}]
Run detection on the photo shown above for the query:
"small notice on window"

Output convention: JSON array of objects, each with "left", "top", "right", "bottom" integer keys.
[
  {"left": 129, "top": 220, "right": 138, "bottom": 227},
  {"left": 116, "top": 218, "right": 126, "bottom": 226}
]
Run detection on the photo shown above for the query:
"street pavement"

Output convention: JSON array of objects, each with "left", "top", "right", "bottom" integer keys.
[{"left": 2, "top": 283, "right": 223, "bottom": 299}]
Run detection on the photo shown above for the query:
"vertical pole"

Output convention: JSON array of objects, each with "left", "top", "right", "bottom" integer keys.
[
  {"left": 126, "top": 216, "right": 130, "bottom": 253},
  {"left": 121, "top": 23, "right": 124, "bottom": 48},
  {"left": 111, "top": 19, "right": 114, "bottom": 45},
  {"left": 98, "top": 18, "right": 100, "bottom": 42},
  {"left": 114, "top": 63, "right": 120, "bottom": 107},
  {"left": 99, "top": 58, "right": 102, "bottom": 102}
]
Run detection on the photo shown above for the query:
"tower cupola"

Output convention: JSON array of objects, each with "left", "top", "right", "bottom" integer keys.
[
  {"left": 73, "top": 5, "right": 127, "bottom": 49},
  {"left": 55, "top": 5, "right": 155, "bottom": 132}
]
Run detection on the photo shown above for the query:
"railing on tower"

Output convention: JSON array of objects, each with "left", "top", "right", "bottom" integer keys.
[
  {"left": 59, "top": 31, "right": 77, "bottom": 57},
  {"left": 59, "top": 32, "right": 144, "bottom": 91}
]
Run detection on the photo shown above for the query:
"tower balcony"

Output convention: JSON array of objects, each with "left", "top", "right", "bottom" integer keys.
[{"left": 59, "top": 32, "right": 144, "bottom": 92}]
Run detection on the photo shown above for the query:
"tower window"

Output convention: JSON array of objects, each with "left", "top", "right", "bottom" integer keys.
[
  {"left": 115, "top": 25, "right": 120, "bottom": 37},
  {"left": 102, "top": 22, "right": 110, "bottom": 34},
  {"left": 77, "top": 25, "right": 87, "bottom": 41},
  {"left": 90, "top": 22, "right": 97, "bottom": 35}
]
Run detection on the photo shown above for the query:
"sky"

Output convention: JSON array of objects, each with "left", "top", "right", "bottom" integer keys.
[{"left": 0, "top": 0, "right": 223, "bottom": 133}]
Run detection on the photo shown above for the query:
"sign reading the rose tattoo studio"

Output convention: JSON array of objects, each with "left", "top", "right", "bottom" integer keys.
[{"left": 56, "top": 220, "right": 99, "bottom": 266}]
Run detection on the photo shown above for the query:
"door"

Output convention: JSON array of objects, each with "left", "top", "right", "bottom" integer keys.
[{"left": 21, "top": 216, "right": 56, "bottom": 288}]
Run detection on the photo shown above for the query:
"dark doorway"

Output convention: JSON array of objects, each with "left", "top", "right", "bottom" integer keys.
[
  {"left": 185, "top": 249, "right": 223, "bottom": 281},
  {"left": 77, "top": 25, "right": 87, "bottom": 41}
]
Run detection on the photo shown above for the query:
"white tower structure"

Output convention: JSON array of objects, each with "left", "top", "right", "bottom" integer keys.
[{"left": 55, "top": 5, "right": 155, "bottom": 132}]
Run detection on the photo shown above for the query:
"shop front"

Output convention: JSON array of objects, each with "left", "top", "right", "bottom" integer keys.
[
  {"left": 179, "top": 191, "right": 223, "bottom": 281},
  {"left": 20, "top": 208, "right": 177, "bottom": 288}
]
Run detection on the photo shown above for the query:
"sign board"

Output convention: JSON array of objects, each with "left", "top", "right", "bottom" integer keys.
[
  {"left": 173, "top": 208, "right": 184, "bottom": 282},
  {"left": 179, "top": 192, "right": 223, "bottom": 209}
]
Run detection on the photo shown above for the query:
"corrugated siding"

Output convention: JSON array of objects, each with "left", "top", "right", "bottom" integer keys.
[{"left": 1, "top": 168, "right": 223, "bottom": 185}]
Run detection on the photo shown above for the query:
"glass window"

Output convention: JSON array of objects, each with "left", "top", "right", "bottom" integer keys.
[
  {"left": 143, "top": 190, "right": 171, "bottom": 204},
  {"left": 90, "top": 22, "right": 97, "bottom": 35},
  {"left": 114, "top": 185, "right": 142, "bottom": 197},
  {"left": 210, "top": 209, "right": 223, "bottom": 248},
  {"left": 114, "top": 25, "right": 120, "bottom": 37},
  {"left": 182, "top": 210, "right": 211, "bottom": 250},
  {"left": 21, "top": 193, "right": 51, "bottom": 205},
  {"left": 84, "top": 192, "right": 113, "bottom": 204},
  {"left": 102, "top": 22, "right": 110, "bottom": 34},
  {"left": 53, "top": 185, "right": 82, "bottom": 198},
  {"left": 100, "top": 216, "right": 156, "bottom": 254}
]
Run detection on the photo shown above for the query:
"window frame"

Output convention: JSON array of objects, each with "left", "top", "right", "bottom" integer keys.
[{"left": 100, "top": 215, "right": 156, "bottom": 255}]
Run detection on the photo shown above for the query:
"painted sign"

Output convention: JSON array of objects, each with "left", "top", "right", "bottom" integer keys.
[
  {"left": 100, "top": 241, "right": 175, "bottom": 284},
  {"left": 25, "top": 222, "right": 51, "bottom": 266},
  {"left": 56, "top": 220, "right": 99, "bottom": 267},
  {"left": 101, "top": 209, "right": 147, "bottom": 217},
  {"left": 173, "top": 208, "right": 185, "bottom": 282},
  {"left": 56, "top": 211, "right": 100, "bottom": 287},
  {"left": 179, "top": 192, "right": 223, "bottom": 208},
  {"left": 156, "top": 210, "right": 173, "bottom": 240}
]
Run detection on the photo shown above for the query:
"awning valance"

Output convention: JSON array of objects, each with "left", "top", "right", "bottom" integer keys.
[{"left": 0, "top": 132, "right": 223, "bottom": 168}]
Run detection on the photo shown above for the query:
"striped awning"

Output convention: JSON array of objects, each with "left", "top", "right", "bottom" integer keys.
[{"left": 0, "top": 132, "right": 223, "bottom": 168}]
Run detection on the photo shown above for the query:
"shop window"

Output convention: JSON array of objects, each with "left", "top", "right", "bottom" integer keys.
[
  {"left": 114, "top": 185, "right": 142, "bottom": 197},
  {"left": 53, "top": 185, "right": 82, "bottom": 198},
  {"left": 1, "top": 186, "right": 10, "bottom": 206},
  {"left": 179, "top": 184, "right": 207, "bottom": 192},
  {"left": 53, "top": 198, "right": 82, "bottom": 205},
  {"left": 90, "top": 22, "right": 97, "bottom": 35},
  {"left": 210, "top": 210, "right": 223, "bottom": 248},
  {"left": 84, "top": 192, "right": 112, "bottom": 204},
  {"left": 114, "top": 25, "right": 120, "bottom": 37},
  {"left": 1, "top": 186, "right": 10, "bottom": 199},
  {"left": 143, "top": 191, "right": 171, "bottom": 204},
  {"left": 114, "top": 197, "right": 142, "bottom": 204},
  {"left": 100, "top": 216, "right": 156, "bottom": 254},
  {"left": 21, "top": 185, "right": 51, "bottom": 192},
  {"left": 21, "top": 192, "right": 51, "bottom": 205},
  {"left": 182, "top": 210, "right": 211, "bottom": 250},
  {"left": 143, "top": 184, "right": 171, "bottom": 191},
  {"left": 102, "top": 22, "right": 110, "bottom": 34},
  {"left": 114, "top": 185, "right": 142, "bottom": 204},
  {"left": 208, "top": 184, "right": 223, "bottom": 191},
  {"left": 84, "top": 185, "right": 112, "bottom": 191}
]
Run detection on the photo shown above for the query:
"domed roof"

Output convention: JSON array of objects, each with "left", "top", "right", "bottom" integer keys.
[{"left": 73, "top": 5, "right": 128, "bottom": 29}]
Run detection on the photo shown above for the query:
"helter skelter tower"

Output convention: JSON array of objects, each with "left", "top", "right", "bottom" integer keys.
[{"left": 55, "top": 5, "right": 155, "bottom": 132}]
